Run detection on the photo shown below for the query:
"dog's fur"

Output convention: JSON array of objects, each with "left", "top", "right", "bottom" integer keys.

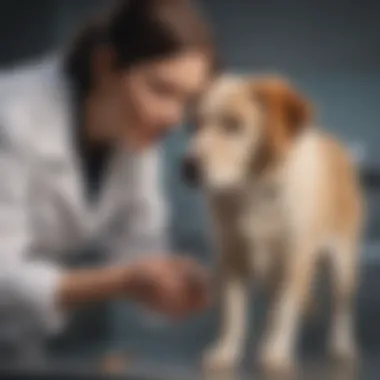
[{"left": 184, "top": 75, "right": 364, "bottom": 374}]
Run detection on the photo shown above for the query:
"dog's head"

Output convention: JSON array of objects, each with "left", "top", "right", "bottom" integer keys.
[{"left": 181, "top": 74, "right": 312, "bottom": 192}]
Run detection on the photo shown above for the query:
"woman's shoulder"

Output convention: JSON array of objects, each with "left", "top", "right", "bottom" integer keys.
[
  {"left": 0, "top": 53, "right": 61, "bottom": 95},
  {"left": 0, "top": 54, "right": 69, "bottom": 149}
]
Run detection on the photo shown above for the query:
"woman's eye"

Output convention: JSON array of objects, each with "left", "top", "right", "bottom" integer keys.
[{"left": 221, "top": 116, "right": 241, "bottom": 134}]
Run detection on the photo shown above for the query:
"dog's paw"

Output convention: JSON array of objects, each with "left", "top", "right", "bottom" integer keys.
[
  {"left": 329, "top": 339, "right": 359, "bottom": 365},
  {"left": 328, "top": 325, "right": 359, "bottom": 365},
  {"left": 202, "top": 344, "right": 241, "bottom": 373},
  {"left": 258, "top": 342, "right": 295, "bottom": 378}
]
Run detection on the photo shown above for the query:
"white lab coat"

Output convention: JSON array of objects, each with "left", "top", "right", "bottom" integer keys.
[{"left": 0, "top": 55, "right": 170, "bottom": 338}]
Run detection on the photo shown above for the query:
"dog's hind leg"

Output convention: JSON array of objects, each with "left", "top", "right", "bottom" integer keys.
[{"left": 327, "top": 236, "right": 359, "bottom": 363}]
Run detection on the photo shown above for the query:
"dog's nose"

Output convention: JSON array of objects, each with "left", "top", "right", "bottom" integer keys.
[{"left": 181, "top": 155, "right": 201, "bottom": 186}]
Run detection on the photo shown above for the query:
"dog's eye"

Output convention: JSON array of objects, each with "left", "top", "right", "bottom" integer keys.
[{"left": 221, "top": 115, "right": 241, "bottom": 134}]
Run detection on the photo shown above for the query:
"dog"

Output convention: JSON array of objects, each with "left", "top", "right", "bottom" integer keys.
[{"left": 182, "top": 75, "right": 364, "bottom": 374}]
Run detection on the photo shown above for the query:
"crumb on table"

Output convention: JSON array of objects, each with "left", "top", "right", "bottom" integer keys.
[{"left": 100, "top": 352, "right": 133, "bottom": 373}]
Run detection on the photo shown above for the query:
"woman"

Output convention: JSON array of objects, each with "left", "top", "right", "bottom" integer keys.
[{"left": 0, "top": 0, "right": 215, "bottom": 353}]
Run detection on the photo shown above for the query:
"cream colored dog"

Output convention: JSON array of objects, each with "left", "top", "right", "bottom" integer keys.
[{"left": 182, "top": 75, "right": 364, "bottom": 374}]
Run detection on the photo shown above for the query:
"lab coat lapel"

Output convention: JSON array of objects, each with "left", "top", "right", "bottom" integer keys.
[
  {"left": 46, "top": 64, "right": 125, "bottom": 237},
  {"left": 40, "top": 72, "right": 91, "bottom": 237},
  {"left": 92, "top": 148, "right": 127, "bottom": 233}
]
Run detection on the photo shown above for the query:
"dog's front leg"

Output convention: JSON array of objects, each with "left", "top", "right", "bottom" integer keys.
[
  {"left": 259, "top": 238, "right": 317, "bottom": 375},
  {"left": 203, "top": 270, "right": 249, "bottom": 372}
]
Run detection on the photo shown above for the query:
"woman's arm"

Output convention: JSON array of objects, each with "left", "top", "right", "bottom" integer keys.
[
  {"left": 58, "top": 257, "right": 210, "bottom": 319},
  {"left": 0, "top": 127, "right": 67, "bottom": 333},
  {"left": 0, "top": 128, "right": 137, "bottom": 330},
  {"left": 0, "top": 126, "right": 208, "bottom": 328},
  {"left": 57, "top": 266, "right": 130, "bottom": 310}
]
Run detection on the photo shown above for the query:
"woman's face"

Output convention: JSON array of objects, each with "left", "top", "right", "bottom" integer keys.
[{"left": 96, "top": 50, "right": 211, "bottom": 150}]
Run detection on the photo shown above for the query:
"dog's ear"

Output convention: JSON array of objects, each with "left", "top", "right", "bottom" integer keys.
[
  {"left": 249, "top": 76, "right": 312, "bottom": 170},
  {"left": 254, "top": 77, "right": 311, "bottom": 151},
  {"left": 282, "top": 83, "right": 311, "bottom": 137},
  {"left": 253, "top": 76, "right": 311, "bottom": 137}
]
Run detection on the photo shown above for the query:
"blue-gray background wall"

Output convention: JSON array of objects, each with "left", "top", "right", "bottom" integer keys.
[
  {"left": 2, "top": 0, "right": 379, "bottom": 155},
  {"left": 1, "top": 0, "right": 379, "bottom": 152},
  {"left": 0, "top": 0, "right": 379, "bottom": 254},
  {"left": 0, "top": 0, "right": 380, "bottom": 359}
]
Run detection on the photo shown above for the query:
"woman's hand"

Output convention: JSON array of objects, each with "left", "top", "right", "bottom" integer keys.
[
  {"left": 123, "top": 257, "right": 211, "bottom": 319},
  {"left": 58, "top": 256, "right": 210, "bottom": 320}
]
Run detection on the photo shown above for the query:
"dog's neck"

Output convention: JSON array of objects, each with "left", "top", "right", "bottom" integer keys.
[
  {"left": 207, "top": 157, "right": 286, "bottom": 215},
  {"left": 247, "top": 158, "right": 284, "bottom": 191}
]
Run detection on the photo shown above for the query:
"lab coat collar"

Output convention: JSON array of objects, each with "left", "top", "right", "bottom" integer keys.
[{"left": 35, "top": 56, "right": 127, "bottom": 238}]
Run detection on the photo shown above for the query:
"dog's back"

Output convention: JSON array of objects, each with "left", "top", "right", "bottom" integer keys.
[
  {"left": 282, "top": 128, "right": 363, "bottom": 253},
  {"left": 185, "top": 74, "right": 364, "bottom": 374}
]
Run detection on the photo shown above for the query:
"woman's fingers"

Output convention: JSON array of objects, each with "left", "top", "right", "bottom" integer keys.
[
  {"left": 126, "top": 256, "right": 211, "bottom": 318},
  {"left": 162, "top": 258, "right": 211, "bottom": 317},
  {"left": 156, "top": 272, "right": 189, "bottom": 318},
  {"left": 176, "top": 257, "right": 211, "bottom": 305}
]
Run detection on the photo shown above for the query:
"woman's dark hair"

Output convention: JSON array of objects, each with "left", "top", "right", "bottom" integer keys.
[{"left": 65, "top": 0, "right": 217, "bottom": 95}]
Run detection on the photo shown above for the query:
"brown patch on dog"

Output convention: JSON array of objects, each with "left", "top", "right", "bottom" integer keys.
[{"left": 251, "top": 77, "right": 312, "bottom": 168}]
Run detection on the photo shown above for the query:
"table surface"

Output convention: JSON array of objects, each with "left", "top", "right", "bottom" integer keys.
[
  {"left": 2, "top": 258, "right": 380, "bottom": 380},
  {"left": 0, "top": 356, "right": 379, "bottom": 380}
]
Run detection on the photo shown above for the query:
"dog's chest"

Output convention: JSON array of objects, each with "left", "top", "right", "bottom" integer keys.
[{"left": 240, "top": 178, "right": 286, "bottom": 241}]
